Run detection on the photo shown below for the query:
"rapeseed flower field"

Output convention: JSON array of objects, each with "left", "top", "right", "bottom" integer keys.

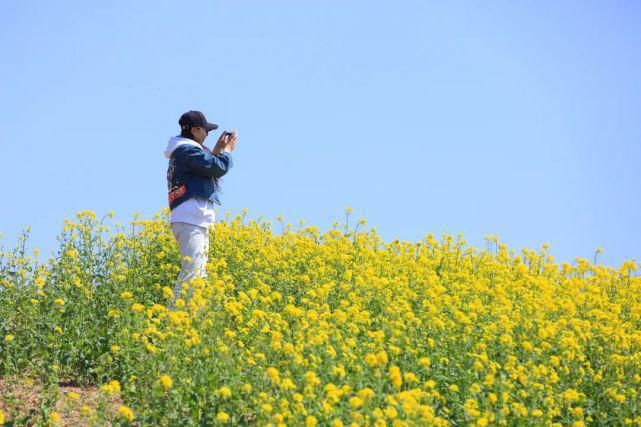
[{"left": 1, "top": 209, "right": 640, "bottom": 426}]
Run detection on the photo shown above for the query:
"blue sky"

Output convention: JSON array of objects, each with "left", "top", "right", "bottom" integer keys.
[{"left": 1, "top": 1, "right": 639, "bottom": 266}]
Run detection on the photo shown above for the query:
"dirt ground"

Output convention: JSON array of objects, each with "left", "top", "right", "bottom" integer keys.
[{"left": 0, "top": 377, "right": 121, "bottom": 426}]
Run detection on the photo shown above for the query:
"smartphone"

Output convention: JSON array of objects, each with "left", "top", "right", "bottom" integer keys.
[{"left": 223, "top": 131, "right": 234, "bottom": 138}]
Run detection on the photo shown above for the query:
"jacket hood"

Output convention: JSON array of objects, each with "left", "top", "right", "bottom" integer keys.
[{"left": 164, "top": 136, "right": 203, "bottom": 159}]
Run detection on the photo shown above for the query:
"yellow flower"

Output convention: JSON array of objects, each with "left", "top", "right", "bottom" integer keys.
[
  {"left": 332, "top": 365, "right": 346, "bottom": 378},
  {"left": 266, "top": 367, "right": 280, "bottom": 383},
  {"left": 404, "top": 372, "right": 418, "bottom": 383},
  {"left": 488, "top": 393, "right": 498, "bottom": 405},
  {"left": 0, "top": 410, "right": 5, "bottom": 425},
  {"left": 562, "top": 388, "right": 580, "bottom": 403},
  {"left": 118, "top": 405, "right": 134, "bottom": 422},
  {"left": 349, "top": 396, "right": 364, "bottom": 409},
  {"left": 464, "top": 399, "right": 481, "bottom": 418},
  {"left": 218, "top": 386, "right": 232, "bottom": 398},
  {"left": 383, "top": 406, "right": 398, "bottom": 419},
  {"left": 376, "top": 350, "right": 389, "bottom": 365},
  {"left": 305, "top": 416, "right": 318, "bottom": 427},
  {"left": 6, "top": 209, "right": 641, "bottom": 425},
  {"left": 281, "top": 378, "right": 296, "bottom": 390},
  {"left": 65, "top": 249, "right": 79, "bottom": 259},
  {"left": 365, "top": 353, "right": 378, "bottom": 367},
  {"left": 216, "top": 411, "right": 230, "bottom": 423},
  {"left": 100, "top": 380, "right": 121, "bottom": 396},
  {"left": 76, "top": 210, "right": 96, "bottom": 220},
  {"left": 358, "top": 387, "right": 375, "bottom": 400},
  {"left": 162, "top": 286, "right": 174, "bottom": 299},
  {"left": 389, "top": 365, "right": 403, "bottom": 389},
  {"left": 49, "top": 411, "right": 62, "bottom": 425},
  {"left": 158, "top": 374, "right": 173, "bottom": 391},
  {"left": 484, "top": 373, "right": 495, "bottom": 387},
  {"left": 67, "top": 391, "right": 80, "bottom": 400},
  {"left": 35, "top": 276, "right": 45, "bottom": 287}
]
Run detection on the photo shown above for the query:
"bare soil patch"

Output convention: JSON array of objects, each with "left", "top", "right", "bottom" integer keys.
[{"left": 0, "top": 377, "right": 121, "bottom": 426}]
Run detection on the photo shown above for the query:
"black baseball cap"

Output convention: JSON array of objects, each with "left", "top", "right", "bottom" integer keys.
[{"left": 179, "top": 111, "right": 218, "bottom": 131}]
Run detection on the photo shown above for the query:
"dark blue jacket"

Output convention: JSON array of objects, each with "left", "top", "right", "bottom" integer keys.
[{"left": 165, "top": 137, "right": 233, "bottom": 210}]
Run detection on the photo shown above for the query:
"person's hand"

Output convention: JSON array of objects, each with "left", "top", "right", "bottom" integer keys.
[
  {"left": 212, "top": 131, "right": 237, "bottom": 155},
  {"left": 224, "top": 131, "right": 238, "bottom": 153}
]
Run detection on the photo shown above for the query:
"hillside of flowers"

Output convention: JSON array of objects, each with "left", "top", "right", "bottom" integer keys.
[{"left": 1, "top": 209, "right": 640, "bottom": 426}]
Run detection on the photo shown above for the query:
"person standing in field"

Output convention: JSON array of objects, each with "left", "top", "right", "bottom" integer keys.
[{"left": 164, "top": 110, "right": 237, "bottom": 302}]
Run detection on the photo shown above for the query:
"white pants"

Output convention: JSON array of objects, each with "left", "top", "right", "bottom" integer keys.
[{"left": 171, "top": 222, "right": 210, "bottom": 300}]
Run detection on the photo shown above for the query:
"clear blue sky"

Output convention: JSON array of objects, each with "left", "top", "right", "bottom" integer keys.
[{"left": 1, "top": 1, "right": 639, "bottom": 267}]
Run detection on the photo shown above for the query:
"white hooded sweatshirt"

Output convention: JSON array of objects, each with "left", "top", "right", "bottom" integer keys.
[{"left": 164, "top": 136, "right": 216, "bottom": 228}]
